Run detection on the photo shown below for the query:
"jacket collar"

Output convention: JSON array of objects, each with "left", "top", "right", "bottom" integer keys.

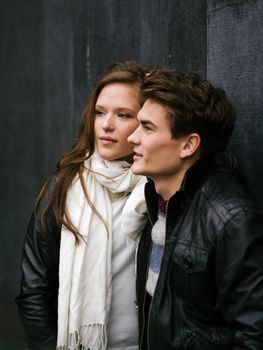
[
  {"left": 145, "top": 180, "right": 159, "bottom": 225},
  {"left": 179, "top": 155, "right": 215, "bottom": 196},
  {"left": 145, "top": 151, "right": 240, "bottom": 225},
  {"left": 145, "top": 155, "right": 217, "bottom": 224}
]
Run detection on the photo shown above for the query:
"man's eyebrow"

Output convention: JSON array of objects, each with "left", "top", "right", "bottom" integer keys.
[{"left": 140, "top": 118, "right": 156, "bottom": 128}]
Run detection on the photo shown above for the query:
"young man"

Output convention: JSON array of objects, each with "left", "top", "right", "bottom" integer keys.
[{"left": 128, "top": 69, "right": 263, "bottom": 349}]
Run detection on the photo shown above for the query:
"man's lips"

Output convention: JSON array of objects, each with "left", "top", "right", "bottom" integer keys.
[{"left": 133, "top": 151, "right": 143, "bottom": 160}]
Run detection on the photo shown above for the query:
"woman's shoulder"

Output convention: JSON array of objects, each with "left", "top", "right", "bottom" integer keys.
[{"left": 31, "top": 175, "right": 61, "bottom": 242}]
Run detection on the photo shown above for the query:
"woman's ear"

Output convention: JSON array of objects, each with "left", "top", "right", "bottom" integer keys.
[{"left": 180, "top": 133, "right": 201, "bottom": 159}]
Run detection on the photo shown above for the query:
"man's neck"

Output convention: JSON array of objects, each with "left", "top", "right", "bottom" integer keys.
[
  {"left": 153, "top": 171, "right": 185, "bottom": 201},
  {"left": 152, "top": 157, "right": 199, "bottom": 200}
]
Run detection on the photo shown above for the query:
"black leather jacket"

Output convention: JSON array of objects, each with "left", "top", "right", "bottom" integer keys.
[
  {"left": 16, "top": 186, "right": 61, "bottom": 350},
  {"left": 136, "top": 156, "right": 263, "bottom": 350}
]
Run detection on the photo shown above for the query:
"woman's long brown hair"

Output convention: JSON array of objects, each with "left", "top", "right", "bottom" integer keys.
[{"left": 38, "top": 61, "right": 145, "bottom": 243}]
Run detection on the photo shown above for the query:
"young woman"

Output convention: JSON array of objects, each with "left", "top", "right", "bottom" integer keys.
[{"left": 16, "top": 61, "right": 147, "bottom": 350}]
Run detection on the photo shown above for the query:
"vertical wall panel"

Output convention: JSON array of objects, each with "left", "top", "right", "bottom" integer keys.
[
  {"left": 0, "top": 1, "right": 42, "bottom": 346},
  {"left": 139, "top": 0, "right": 206, "bottom": 70},
  {"left": 139, "top": 0, "right": 171, "bottom": 66},
  {"left": 207, "top": 0, "right": 263, "bottom": 206},
  {"left": 86, "top": 0, "right": 206, "bottom": 81},
  {"left": 85, "top": 0, "right": 142, "bottom": 86},
  {"left": 38, "top": 0, "right": 75, "bottom": 171},
  {"left": 166, "top": 0, "right": 207, "bottom": 75},
  {"left": 0, "top": 0, "right": 78, "bottom": 347},
  {"left": 72, "top": 0, "right": 91, "bottom": 135}
]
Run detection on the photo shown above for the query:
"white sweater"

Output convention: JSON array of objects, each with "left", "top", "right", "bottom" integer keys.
[{"left": 106, "top": 192, "right": 139, "bottom": 350}]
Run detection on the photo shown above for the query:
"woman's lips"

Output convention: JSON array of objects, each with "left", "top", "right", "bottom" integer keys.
[{"left": 99, "top": 136, "right": 117, "bottom": 144}]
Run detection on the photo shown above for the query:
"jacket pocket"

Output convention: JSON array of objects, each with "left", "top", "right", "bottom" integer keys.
[
  {"left": 185, "top": 328, "right": 233, "bottom": 350},
  {"left": 170, "top": 240, "right": 213, "bottom": 305},
  {"left": 185, "top": 331, "right": 214, "bottom": 350}
]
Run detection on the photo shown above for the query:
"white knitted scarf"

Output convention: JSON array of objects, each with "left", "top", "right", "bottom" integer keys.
[{"left": 57, "top": 153, "right": 147, "bottom": 350}]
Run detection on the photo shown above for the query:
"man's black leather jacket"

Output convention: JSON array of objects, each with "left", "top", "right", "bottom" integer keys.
[
  {"left": 136, "top": 155, "right": 263, "bottom": 350},
  {"left": 16, "top": 185, "right": 61, "bottom": 350}
]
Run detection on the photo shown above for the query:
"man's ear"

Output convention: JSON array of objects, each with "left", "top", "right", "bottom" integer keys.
[{"left": 180, "top": 133, "right": 201, "bottom": 159}]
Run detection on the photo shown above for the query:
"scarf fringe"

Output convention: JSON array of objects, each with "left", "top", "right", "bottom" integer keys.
[{"left": 57, "top": 324, "right": 107, "bottom": 350}]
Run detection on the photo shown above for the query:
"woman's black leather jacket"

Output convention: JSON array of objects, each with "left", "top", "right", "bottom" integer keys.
[
  {"left": 136, "top": 156, "right": 263, "bottom": 350},
  {"left": 16, "top": 186, "right": 61, "bottom": 350}
]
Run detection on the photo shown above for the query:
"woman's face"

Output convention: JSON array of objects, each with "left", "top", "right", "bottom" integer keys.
[{"left": 94, "top": 82, "right": 141, "bottom": 162}]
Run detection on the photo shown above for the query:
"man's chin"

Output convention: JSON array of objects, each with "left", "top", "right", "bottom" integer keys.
[{"left": 131, "top": 164, "right": 145, "bottom": 176}]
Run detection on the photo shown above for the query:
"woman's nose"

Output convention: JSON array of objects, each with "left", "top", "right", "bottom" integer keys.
[{"left": 102, "top": 115, "right": 114, "bottom": 131}]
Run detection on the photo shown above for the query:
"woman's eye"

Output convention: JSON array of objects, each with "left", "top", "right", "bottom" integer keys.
[
  {"left": 95, "top": 110, "right": 104, "bottom": 116},
  {"left": 117, "top": 113, "right": 129, "bottom": 118}
]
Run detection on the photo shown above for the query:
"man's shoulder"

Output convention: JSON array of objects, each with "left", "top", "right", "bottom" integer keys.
[{"left": 199, "top": 168, "right": 259, "bottom": 219}]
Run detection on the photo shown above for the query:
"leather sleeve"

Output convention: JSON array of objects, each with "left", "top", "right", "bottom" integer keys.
[
  {"left": 216, "top": 207, "right": 263, "bottom": 349},
  {"left": 16, "top": 185, "right": 61, "bottom": 350}
]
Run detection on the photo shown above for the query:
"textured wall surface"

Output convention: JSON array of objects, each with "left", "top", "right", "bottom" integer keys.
[
  {"left": 0, "top": 0, "right": 262, "bottom": 347},
  {"left": 206, "top": 0, "right": 263, "bottom": 205}
]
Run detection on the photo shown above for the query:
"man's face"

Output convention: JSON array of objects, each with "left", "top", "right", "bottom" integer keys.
[{"left": 128, "top": 99, "right": 187, "bottom": 181}]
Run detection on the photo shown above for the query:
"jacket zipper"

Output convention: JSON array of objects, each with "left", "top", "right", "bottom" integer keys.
[
  {"left": 147, "top": 298, "right": 153, "bottom": 350},
  {"left": 139, "top": 204, "right": 154, "bottom": 350},
  {"left": 146, "top": 200, "right": 170, "bottom": 349},
  {"left": 139, "top": 241, "right": 152, "bottom": 350},
  {"left": 147, "top": 198, "right": 170, "bottom": 349},
  {"left": 140, "top": 197, "right": 168, "bottom": 349}
]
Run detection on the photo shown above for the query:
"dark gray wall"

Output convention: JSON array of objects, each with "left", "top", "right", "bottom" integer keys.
[
  {"left": 0, "top": 0, "right": 262, "bottom": 347},
  {"left": 207, "top": 0, "right": 263, "bottom": 202}
]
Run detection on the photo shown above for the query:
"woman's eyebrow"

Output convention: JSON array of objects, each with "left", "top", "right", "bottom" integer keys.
[{"left": 95, "top": 104, "right": 136, "bottom": 113}]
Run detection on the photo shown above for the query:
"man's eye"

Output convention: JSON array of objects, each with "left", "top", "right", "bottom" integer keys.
[{"left": 142, "top": 124, "right": 151, "bottom": 131}]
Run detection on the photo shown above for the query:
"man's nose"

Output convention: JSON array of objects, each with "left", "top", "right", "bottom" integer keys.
[{"left": 128, "top": 127, "right": 140, "bottom": 144}]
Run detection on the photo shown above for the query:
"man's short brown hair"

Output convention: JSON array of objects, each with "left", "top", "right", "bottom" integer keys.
[{"left": 142, "top": 68, "right": 236, "bottom": 157}]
